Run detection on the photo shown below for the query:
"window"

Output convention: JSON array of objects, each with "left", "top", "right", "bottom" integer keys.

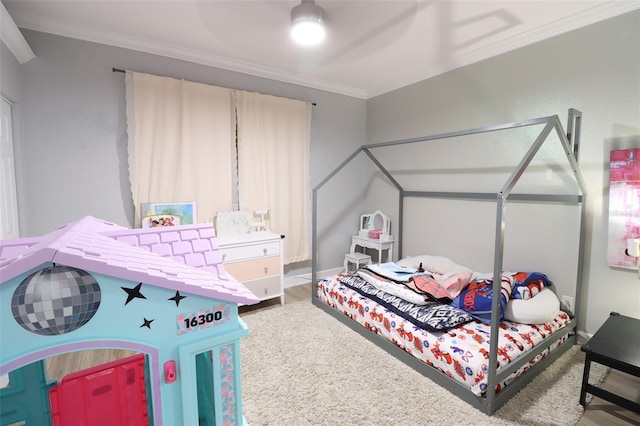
[{"left": 125, "top": 71, "right": 310, "bottom": 263}]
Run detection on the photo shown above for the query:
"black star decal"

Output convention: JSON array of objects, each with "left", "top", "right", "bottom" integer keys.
[
  {"left": 122, "top": 282, "right": 146, "bottom": 305},
  {"left": 169, "top": 290, "right": 186, "bottom": 307},
  {"left": 140, "top": 318, "right": 154, "bottom": 329}
]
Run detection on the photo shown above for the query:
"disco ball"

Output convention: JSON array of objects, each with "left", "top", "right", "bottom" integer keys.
[{"left": 11, "top": 265, "right": 102, "bottom": 336}]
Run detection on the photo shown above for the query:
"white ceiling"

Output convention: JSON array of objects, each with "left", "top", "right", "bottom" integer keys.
[{"left": 3, "top": 1, "right": 639, "bottom": 99}]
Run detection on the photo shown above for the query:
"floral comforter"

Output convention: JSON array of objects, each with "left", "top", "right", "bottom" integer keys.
[{"left": 317, "top": 274, "right": 571, "bottom": 396}]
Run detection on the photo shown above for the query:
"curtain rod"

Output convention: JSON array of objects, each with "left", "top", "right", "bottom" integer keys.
[{"left": 112, "top": 68, "right": 317, "bottom": 106}]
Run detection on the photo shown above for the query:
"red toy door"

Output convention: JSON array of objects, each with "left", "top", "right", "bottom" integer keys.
[{"left": 48, "top": 353, "right": 149, "bottom": 426}]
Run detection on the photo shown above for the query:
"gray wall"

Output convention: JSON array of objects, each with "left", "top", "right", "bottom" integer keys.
[
  {"left": 3, "top": 30, "right": 367, "bottom": 272},
  {"left": 1, "top": 42, "right": 23, "bottom": 104},
  {"left": 1, "top": 42, "right": 28, "bottom": 228},
  {"left": 366, "top": 11, "right": 640, "bottom": 335}
]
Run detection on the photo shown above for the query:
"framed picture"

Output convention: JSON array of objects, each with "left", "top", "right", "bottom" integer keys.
[
  {"left": 607, "top": 149, "right": 639, "bottom": 270},
  {"left": 141, "top": 214, "right": 181, "bottom": 228},
  {"left": 141, "top": 202, "right": 196, "bottom": 226}
]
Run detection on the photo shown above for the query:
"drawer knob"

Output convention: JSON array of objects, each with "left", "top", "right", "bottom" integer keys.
[
  {"left": 264, "top": 266, "right": 268, "bottom": 274},
  {"left": 263, "top": 248, "right": 267, "bottom": 255},
  {"left": 222, "top": 254, "right": 227, "bottom": 261}
]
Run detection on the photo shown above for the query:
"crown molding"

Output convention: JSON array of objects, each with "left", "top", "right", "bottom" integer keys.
[
  {"left": 1, "top": 4, "right": 35, "bottom": 64},
  {"left": 89, "top": 30, "right": 368, "bottom": 99},
  {"left": 9, "top": 10, "right": 367, "bottom": 99},
  {"left": 8, "top": 2, "right": 638, "bottom": 99}
]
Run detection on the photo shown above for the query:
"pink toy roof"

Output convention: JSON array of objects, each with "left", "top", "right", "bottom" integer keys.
[{"left": 0, "top": 216, "right": 259, "bottom": 305}]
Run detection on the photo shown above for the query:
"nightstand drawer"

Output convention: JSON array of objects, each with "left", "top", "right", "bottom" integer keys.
[
  {"left": 223, "top": 256, "right": 280, "bottom": 282},
  {"left": 243, "top": 276, "right": 282, "bottom": 300},
  {"left": 219, "top": 241, "right": 280, "bottom": 263}
]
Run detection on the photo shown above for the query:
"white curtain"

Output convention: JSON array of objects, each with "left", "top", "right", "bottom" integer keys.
[
  {"left": 236, "top": 91, "right": 311, "bottom": 264},
  {"left": 125, "top": 71, "right": 233, "bottom": 226}
]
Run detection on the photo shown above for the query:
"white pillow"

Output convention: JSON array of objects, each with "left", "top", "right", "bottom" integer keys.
[
  {"left": 504, "top": 287, "right": 560, "bottom": 324},
  {"left": 396, "top": 255, "right": 473, "bottom": 275}
]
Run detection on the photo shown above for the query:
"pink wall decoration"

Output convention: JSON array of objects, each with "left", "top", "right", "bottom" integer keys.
[{"left": 607, "top": 148, "right": 640, "bottom": 270}]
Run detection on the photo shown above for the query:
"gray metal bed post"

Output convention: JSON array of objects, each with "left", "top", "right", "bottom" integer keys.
[
  {"left": 312, "top": 147, "right": 365, "bottom": 295},
  {"left": 485, "top": 117, "right": 557, "bottom": 411},
  {"left": 556, "top": 109, "right": 587, "bottom": 327},
  {"left": 312, "top": 187, "right": 318, "bottom": 291},
  {"left": 398, "top": 190, "right": 404, "bottom": 260},
  {"left": 567, "top": 108, "right": 582, "bottom": 162},
  {"left": 487, "top": 193, "right": 506, "bottom": 411},
  {"left": 575, "top": 193, "right": 587, "bottom": 329}
]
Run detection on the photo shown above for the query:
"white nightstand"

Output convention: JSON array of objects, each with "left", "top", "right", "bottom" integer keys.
[{"left": 217, "top": 231, "right": 284, "bottom": 305}]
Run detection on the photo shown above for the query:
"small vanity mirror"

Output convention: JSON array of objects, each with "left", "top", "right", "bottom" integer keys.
[{"left": 358, "top": 210, "right": 391, "bottom": 241}]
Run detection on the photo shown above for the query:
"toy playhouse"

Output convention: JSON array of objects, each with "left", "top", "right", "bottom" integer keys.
[{"left": 0, "top": 216, "right": 259, "bottom": 426}]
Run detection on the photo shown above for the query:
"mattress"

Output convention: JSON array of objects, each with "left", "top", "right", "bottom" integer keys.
[{"left": 317, "top": 273, "right": 571, "bottom": 396}]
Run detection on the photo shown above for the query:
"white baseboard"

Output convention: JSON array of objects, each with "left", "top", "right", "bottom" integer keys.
[
  {"left": 284, "top": 267, "right": 343, "bottom": 288},
  {"left": 283, "top": 276, "right": 311, "bottom": 288},
  {"left": 577, "top": 330, "right": 592, "bottom": 342}
]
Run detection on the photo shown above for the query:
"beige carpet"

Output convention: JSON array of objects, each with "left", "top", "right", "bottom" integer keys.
[{"left": 240, "top": 301, "right": 608, "bottom": 426}]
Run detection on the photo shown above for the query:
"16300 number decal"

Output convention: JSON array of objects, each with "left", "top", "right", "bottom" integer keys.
[
  {"left": 184, "top": 311, "right": 223, "bottom": 328},
  {"left": 177, "top": 305, "right": 229, "bottom": 335}
]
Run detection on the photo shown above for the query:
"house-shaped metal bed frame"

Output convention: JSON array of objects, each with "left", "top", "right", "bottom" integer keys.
[{"left": 311, "top": 108, "right": 587, "bottom": 415}]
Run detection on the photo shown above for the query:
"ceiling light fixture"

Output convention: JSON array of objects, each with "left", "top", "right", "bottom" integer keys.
[{"left": 290, "top": 0, "right": 326, "bottom": 46}]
